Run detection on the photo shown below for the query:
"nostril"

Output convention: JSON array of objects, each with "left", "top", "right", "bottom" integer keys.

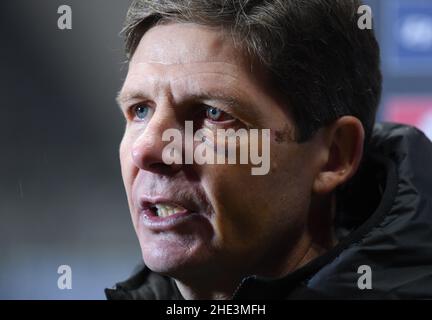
[
  {"left": 130, "top": 132, "right": 183, "bottom": 174},
  {"left": 148, "top": 162, "right": 178, "bottom": 175},
  {"left": 131, "top": 144, "right": 161, "bottom": 170}
]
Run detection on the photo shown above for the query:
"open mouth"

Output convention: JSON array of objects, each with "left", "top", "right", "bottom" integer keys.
[
  {"left": 148, "top": 203, "right": 187, "bottom": 218},
  {"left": 137, "top": 196, "right": 207, "bottom": 231}
]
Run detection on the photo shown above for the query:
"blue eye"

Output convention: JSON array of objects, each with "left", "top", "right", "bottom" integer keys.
[
  {"left": 134, "top": 105, "right": 149, "bottom": 120},
  {"left": 205, "top": 106, "right": 233, "bottom": 122},
  {"left": 206, "top": 107, "right": 222, "bottom": 121}
]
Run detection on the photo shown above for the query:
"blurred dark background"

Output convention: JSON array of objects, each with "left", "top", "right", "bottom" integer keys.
[
  {"left": 0, "top": 0, "right": 431, "bottom": 299},
  {"left": 0, "top": 0, "right": 140, "bottom": 299}
]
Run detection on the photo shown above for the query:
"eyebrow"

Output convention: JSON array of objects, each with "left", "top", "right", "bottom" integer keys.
[
  {"left": 116, "top": 88, "right": 262, "bottom": 126},
  {"left": 187, "top": 92, "right": 240, "bottom": 108},
  {"left": 116, "top": 91, "right": 141, "bottom": 108}
]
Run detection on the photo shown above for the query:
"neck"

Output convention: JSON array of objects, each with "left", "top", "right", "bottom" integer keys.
[
  {"left": 175, "top": 234, "right": 334, "bottom": 300},
  {"left": 174, "top": 272, "right": 241, "bottom": 300}
]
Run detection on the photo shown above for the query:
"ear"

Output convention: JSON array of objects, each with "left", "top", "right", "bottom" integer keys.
[{"left": 312, "top": 116, "right": 365, "bottom": 195}]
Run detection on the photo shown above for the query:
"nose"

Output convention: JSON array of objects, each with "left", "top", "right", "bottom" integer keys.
[{"left": 131, "top": 111, "right": 182, "bottom": 175}]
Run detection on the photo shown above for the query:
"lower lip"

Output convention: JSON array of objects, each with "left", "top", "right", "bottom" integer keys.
[{"left": 138, "top": 208, "right": 203, "bottom": 231}]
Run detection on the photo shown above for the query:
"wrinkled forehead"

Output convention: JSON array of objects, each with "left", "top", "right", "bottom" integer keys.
[
  {"left": 129, "top": 22, "right": 250, "bottom": 67},
  {"left": 121, "top": 22, "right": 273, "bottom": 103}
]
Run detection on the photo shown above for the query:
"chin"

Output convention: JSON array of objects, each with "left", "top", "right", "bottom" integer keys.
[{"left": 139, "top": 233, "right": 213, "bottom": 275}]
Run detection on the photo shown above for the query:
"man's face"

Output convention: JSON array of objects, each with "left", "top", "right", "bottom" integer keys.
[{"left": 118, "top": 23, "right": 323, "bottom": 281}]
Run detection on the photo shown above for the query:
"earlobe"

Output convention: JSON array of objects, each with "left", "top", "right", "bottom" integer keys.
[
  {"left": 312, "top": 116, "right": 365, "bottom": 195},
  {"left": 313, "top": 169, "right": 348, "bottom": 195}
]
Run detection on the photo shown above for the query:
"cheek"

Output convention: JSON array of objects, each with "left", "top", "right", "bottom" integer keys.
[
  {"left": 201, "top": 141, "right": 314, "bottom": 252},
  {"left": 119, "top": 134, "right": 136, "bottom": 210},
  {"left": 119, "top": 137, "right": 130, "bottom": 183}
]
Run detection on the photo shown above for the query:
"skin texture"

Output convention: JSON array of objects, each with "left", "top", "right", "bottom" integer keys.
[{"left": 117, "top": 23, "right": 364, "bottom": 300}]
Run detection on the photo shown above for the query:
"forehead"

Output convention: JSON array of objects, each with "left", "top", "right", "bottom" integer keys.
[
  {"left": 120, "top": 22, "right": 270, "bottom": 107},
  {"left": 130, "top": 22, "right": 247, "bottom": 67}
]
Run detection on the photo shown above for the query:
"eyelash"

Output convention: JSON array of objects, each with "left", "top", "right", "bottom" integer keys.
[
  {"left": 203, "top": 105, "right": 235, "bottom": 123},
  {"left": 127, "top": 104, "right": 151, "bottom": 121},
  {"left": 126, "top": 103, "right": 238, "bottom": 125}
]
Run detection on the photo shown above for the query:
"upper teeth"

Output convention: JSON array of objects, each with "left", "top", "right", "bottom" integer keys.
[{"left": 153, "top": 204, "right": 184, "bottom": 217}]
